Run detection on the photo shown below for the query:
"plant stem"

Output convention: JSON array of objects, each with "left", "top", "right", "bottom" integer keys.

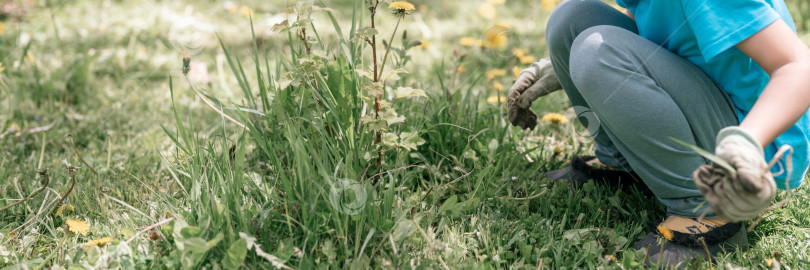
[
  {"left": 0, "top": 170, "right": 50, "bottom": 212},
  {"left": 378, "top": 17, "right": 402, "bottom": 81},
  {"left": 51, "top": 167, "right": 77, "bottom": 215},
  {"left": 184, "top": 75, "right": 250, "bottom": 131},
  {"left": 106, "top": 132, "right": 112, "bottom": 169},
  {"left": 68, "top": 135, "right": 98, "bottom": 175},
  {"left": 37, "top": 133, "right": 46, "bottom": 169},
  {"left": 370, "top": 1, "right": 379, "bottom": 84},
  {"left": 369, "top": 0, "right": 383, "bottom": 181},
  {"left": 126, "top": 217, "right": 175, "bottom": 243}
]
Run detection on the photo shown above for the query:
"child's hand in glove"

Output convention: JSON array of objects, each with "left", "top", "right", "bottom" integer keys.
[
  {"left": 693, "top": 127, "right": 776, "bottom": 222},
  {"left": 507, "top": 58, "right": 562, "bottom": 130}
]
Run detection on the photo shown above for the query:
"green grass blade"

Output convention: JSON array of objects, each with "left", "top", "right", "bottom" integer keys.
[{"left": 670, "top": 137, "right": 736, "bottom": 173}]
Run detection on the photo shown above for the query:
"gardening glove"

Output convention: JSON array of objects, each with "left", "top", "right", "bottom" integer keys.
[
  {"left": 693, "top": 126, "right": 776, "bottom": 222},
  {"left": 507, "top": 58, "right": 562, "bottom": 130}
]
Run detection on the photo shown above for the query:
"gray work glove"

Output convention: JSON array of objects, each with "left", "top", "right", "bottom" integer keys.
[
  {"left": 693, "top": 127, "right": 776, "bottom": 222},
  {"left": 507, "top": 58, "right": 562, "bottom": 130}
]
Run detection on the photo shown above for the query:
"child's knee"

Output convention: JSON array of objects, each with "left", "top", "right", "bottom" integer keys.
[{"left": 569, "top": 26, "right": 636, "bottom": 97}]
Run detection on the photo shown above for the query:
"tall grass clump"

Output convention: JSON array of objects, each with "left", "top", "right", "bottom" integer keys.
[{"left": 160, "top": 0, "right": 654, "bottom": 268}]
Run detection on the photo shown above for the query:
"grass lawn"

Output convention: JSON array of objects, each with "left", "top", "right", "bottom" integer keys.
[{"left": 2, "top": 0, "right": 810, "bottom": 269}]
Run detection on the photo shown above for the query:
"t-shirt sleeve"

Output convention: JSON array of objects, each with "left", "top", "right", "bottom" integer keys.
[{"left": 681, "top": 0, "right": 781, "bottom": 61}]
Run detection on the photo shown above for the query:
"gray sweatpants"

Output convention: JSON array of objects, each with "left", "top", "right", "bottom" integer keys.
[{"left": 546, "top": 0, "right": 739, "bottom": 217}]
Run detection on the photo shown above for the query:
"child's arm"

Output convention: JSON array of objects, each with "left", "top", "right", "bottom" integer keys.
[{"left": 736, "top": 20, "right": 810, "bottom": 147}]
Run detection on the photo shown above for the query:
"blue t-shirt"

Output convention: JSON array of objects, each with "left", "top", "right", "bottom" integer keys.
[{"left": 616, "top": 0, "right": 809, "bottom": 189}]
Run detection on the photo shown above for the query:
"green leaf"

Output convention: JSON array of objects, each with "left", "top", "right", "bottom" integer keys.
[
  {"left": 353, "top": 27, "right": 379, "bottom": 41},
  {"left": 321, "top": 240, "right": 337, "bottom": 263},
  {"left": 439, "top": 195, "right": 458, "bottom": 213},
  {"left": 382, "top": 69, "right": 409, "bottom": 82},
  {"left": 294, "top": 0, "right": 314, "bottom": 18},
  {"left": 487, "top": 138, "right": 499, "bottom": 153},
  {"left": 381, "top": 132, "right": 399, "bottom": 147},
  {"left": 458, "top": 197, "right": 481, "bottom": 213},
  {"left": 86, "top": 246, "right": 101, "bottom": 265},
  {"left": 390, "top": 218, "right": 418, "bottom": 243},
  {"left": 180, "top": 226, "right": 202, "bottom": 238},
  {"left": 670, "top": 137, "right": 736, "bottom": 173},
  {"left": 278, "top": 72, "right": 300, "bottom": 89},
  {"left": 398, "top": 131, "right": 425, "bottom": 151},
  {"left": 205, "top": 232, "right": 224, "bottom": 250},
  {"left": 562, "top": 228, "right": 597, "bottom": 241},
  {"left": 271, "top": 20, "right": 290, "bottom": 32},
  {"left": 379, "top": 109, "right": 405, "bottom": 125},
  {"left": 362, "top": 81, "right": 383, "bottom": 97},
  {"left": 394, "top": 87, "right": 426, "bottom": 99},
  {"left": 222, "top": 239, "right": 248, "bottom": 270},
  {"left": 183, "top": 238, "right": 209, "bottom": 254},
  {"left": 119, "top": 227, "right": 135, "bottom": 239}
]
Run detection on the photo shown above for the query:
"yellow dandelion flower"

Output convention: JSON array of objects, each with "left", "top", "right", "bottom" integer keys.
[
  {"left": 512, "top": 66, "right": 522, "bottom": 80},
  {"left": 487, "top": 0, "right": 506, "bottom": 6},
  {"left": 486, "top": 69, "right": 507, "bottom": 80},
  {"left": 511, "top": 48, "right": 536, "bottom": 64},
  {"left": 494, "top": 21, "right": 512, "bottom": 28},
  {"left": 85, "top": 237, "right": 114, "bottom": 249},
  {"left": 418, "top": 4, "right": 428, "bottom": 13},
  {"left": 239, "top": 6, "right": 254, "bottom": 18},
  {"left": 66, "top": 219, "right": 90, "bottom": 236},
  {"left": 482, "top": 25, "right": 509, "bottom": 49},
  {"left": 227, "top": 5, "right": 237, "bottom": 13},
  {"left": 512, "top": 48, "right": 527, "bottom": 58},
  {"left": 54, "top": 204, "right": 75, "bottom": 217},
  {"left": 459, "top": 37, "right": 481, "bottom": 47},
  {"left": 541, "top": 0, "right": 562, "bottom": 11},
  {"left": 416, "top": 40, "right": 431, "bottom": 49},
  {"left": 478, "top": 3, "right": 496, "bottom": 19},
  {"left": 0, "top": 21, "right": 4, "bottom": 35},
  {"left": 457, "top": 65, "right": 467, "bottom": 74},
  {"left": 541, "top": 113, "right": 569, "bottom": 125},
  {"left": 519, "top": 55, "right": 536, "bottom": 64},
  {"left": 487, "top": 95, "right": 506, "bottom": 104},
  {"left": 492, "top": 81, "right": 504, "bottom": 91},
  {"left": 389, "top": 1, "right": 416, "bottom": 16}
]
